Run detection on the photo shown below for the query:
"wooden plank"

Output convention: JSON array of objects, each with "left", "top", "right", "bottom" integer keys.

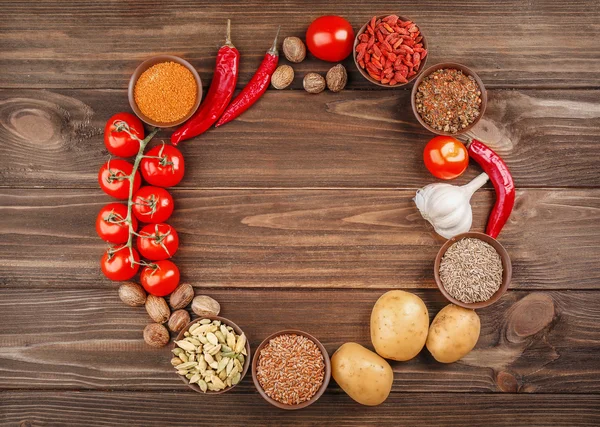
[
  {"left": 1, "top": 188, "right": 598, "bottom": 290},
  {"left": 0, "top": 288, "right": 598, "bottom": 393},
  {"left": 1, "top": 391, "right": 599, "bottom": 426},
  {"left": 1, "top": 89, "right": 599, "bottom": 189},
  {"left": 1, "top": 1, "right": 599, "bottom": 89}
]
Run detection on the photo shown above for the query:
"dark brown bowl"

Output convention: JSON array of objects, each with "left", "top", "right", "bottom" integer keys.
[
  {"left": 353, "top": 14, "right": 428, "bottom": 88},
  {"left": 434, "top": 232, "right": 511, "bottom": 309},
  {"left": 252, "top": 330, "right": 331, "bottom": 410},
  {"left": 411, "top": 62, "right": 487, "bottom": 135},
  {"left": 128, "top": 55, "right": 202, "bottom": 128},
  {"left": 172, "top": 315, "right": 250, "bottom": 394}
]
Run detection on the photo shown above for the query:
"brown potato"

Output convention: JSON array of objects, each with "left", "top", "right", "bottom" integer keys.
[{"left": 426, "top": 304, "right": 480, "bottom": 363}]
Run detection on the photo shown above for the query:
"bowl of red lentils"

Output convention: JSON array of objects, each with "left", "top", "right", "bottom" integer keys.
[
  {"left": 252, "top": 330, "right": 331, "bottom": 410},
  {"left": 411, "top": 62, "right": 487, "bottom": 135},
  {"left": 128, "top": 55, "right": 202, "bottom": 128}
]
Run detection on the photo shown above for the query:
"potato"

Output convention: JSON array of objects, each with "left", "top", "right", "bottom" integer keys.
[
  {"left": 331, "top": 342, "right": 393, "bottom": 406},
  {"left": 426, "top": 304, "right": 480, "bottom": 363},
  {"left": 370, "top": 290, "right": 429, "bottom": 361}
]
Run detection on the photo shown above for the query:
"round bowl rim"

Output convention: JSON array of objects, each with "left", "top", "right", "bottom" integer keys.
[
  {"left": 352, "top": 14, "right": 429, "bottom": 88},
  {"left": 128, "top": 55, "right": 202, "bottom": 128},
  {"left": 434, "top": 231, "right": 512, "bottom": 309},
  {"left": 411, "top": 62, "right": 487, "bottom": 135},
  {"left": 251, "top": 329, "right": 331, "bottom": 410},
  {"left": 172, "top": 315, "right": 250, "bottom": 394}
]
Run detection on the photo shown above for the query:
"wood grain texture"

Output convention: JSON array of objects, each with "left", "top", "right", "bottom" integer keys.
[
  {"left": 1, "top": 391, "right": 599, "bottom": 427},
  {"left": 1, "top": 89, "right": 599, "bottom": 189},
  {"left": 1, "top": 0, "right": 599, "bottom": 89},
  {"left": 1, "top": 188, "right": 599, "bottom": 289},
  {"left": 0, "top": 288, "right": 598, "bottom": 393}
]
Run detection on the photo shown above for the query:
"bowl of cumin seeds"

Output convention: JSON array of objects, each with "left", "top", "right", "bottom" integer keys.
[{"left": 434, "top": 232, "right": 511, "bottom": 309}]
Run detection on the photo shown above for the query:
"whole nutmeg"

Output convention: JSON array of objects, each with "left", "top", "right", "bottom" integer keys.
[
  {"left": 303, "top": 72, "right": 326, "bottom": 94},
  {"left": 326, "top": 64, "right": 348, "bottom": 93},
  {"left": 168, "top": 309, "right": 190, "bottom": 332},
  {"left": 118, "top": 282, "right": 146, "bottom": 307},
  {"left": 271, "top": 65, "right": 294, "bottom": 89},
  {"left": 283, "top": 36, "right": 306, "bottom": 63},
  {"left": 145, "top": 294, "right": 170, "bottom": 324},
  {"left": 143, "top": 323, "right": 170, "bottom": 348},
  {"left": 191, "top": 295, "right": 221, "bottom": 317},
  {"left": 169, "top": 283, "right": 194, "bottom": 310}
]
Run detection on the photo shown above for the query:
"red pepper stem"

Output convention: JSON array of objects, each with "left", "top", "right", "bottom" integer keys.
[
  {"left": 268, "top": 26, "right": 281, "bottom": 55},
  {"left": 224, "top": 19, "right": 234, "bottom": 47}
]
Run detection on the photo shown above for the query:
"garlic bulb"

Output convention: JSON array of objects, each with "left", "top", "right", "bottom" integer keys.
[{"left": 414, "top": 173, "right": 489, "bottom": 239}]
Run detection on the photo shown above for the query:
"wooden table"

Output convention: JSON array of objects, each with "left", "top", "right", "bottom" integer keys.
[{"left": 1, "top": 1, "right": 599, "bottom": 425}]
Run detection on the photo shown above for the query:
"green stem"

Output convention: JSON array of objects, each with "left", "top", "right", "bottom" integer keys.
[{"left": 125, "top": 127, "right": 159, "bottom": 265}]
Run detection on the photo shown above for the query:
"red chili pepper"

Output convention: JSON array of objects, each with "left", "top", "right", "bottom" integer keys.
[
  {"left": 215, "top": 27, "right": 280, "bottom": 128},
  {"left": 468, "top": 139, "right": 515, "bottom": 238},
  {"left": 171, "top": 20, "right": 239, "bottom": 145}
]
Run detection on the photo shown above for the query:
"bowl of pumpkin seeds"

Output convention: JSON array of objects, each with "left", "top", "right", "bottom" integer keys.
[{"left": 171, "top": 315, "right": 250, "bottom": 394}]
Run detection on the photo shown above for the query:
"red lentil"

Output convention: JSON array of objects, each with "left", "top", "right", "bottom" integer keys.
[
  {"left": 415, "top": 68, "right": 482, "bottom": 133},
  {"left": 257, "top": 334, "right": 325, "bottom": 405},
  {"left": 134, "top": 61, "right": 197, "bottom": 124}
]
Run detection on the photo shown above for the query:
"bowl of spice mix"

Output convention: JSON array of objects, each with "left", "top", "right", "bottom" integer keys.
[
  {"left": 434, "top": 232, "right": 511, "bottom": 309},
  {"left": 171, "top": 315, "right": 250, "bottom": 394},
  {"left": 411, "top": 62, "right": 487, "bottom": 135},
  {"left": 252, "top": 330, "right": 331, "bottom": 410},
  {"left": 129, "top": 55, "right": 202, "bottom": 127}
]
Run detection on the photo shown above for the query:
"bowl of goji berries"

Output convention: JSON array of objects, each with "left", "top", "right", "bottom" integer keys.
[{"left": 354, "top": 14, "right": 428, "bottom": 87}]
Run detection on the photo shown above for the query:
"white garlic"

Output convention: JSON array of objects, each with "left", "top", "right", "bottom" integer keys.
[{"left": 414, "top": 173, "right": 489, "bottom": 239}]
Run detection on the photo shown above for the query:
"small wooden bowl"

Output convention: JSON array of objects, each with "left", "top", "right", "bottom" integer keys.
[
  {"left": 434, "top": 232, "right": 512, "bottom": 309},
  {"left": 172, "top": 315, "right": 250, "bottom": 394},
  {"left": 353, "top": 14, "right": 428, "bottom": 88},
  {"left": 128, "top": 55, "right": 202, "bottom": 128},
  {"left": 252, "top": 330, "right": 331, "bottom": 410},
  {"left": 411, "top": 62, "right": 487, "bottom": 135}
]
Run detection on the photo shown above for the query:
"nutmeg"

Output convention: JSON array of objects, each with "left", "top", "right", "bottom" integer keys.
[
  {"left": 143, "top": 323, "right": 170, "bottom": 348},
  {"left": 326, "top": 64, "right": 348, "bottom": 92},
  {"left": 271, "top": 65, "right": 294, "bottom": 89},
  {"left": 303, "top": 72, "right": 326, "bottom": 94},
  {"left": 118, "top": 282, "right": 146, "bottom": 307},
  {"left": 169, "top": 283, "right": 194, "bottom": 310},
  {"left": 145, "top": 294, "right": 170, "bottom": 324},
  {"left": 168, "top": 309, "right": 190, "bottom": 332},
  {"left": 282, "top": 36, "right": 306, "bottom": 63},
  {"left": 191, "top": 295, "right": 221, "bottom": 317}
]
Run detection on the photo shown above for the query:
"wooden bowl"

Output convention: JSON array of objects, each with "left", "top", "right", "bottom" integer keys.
[
  {"left": 353, "top": 14, "right": 428, "bottom": 88},
  {"left": 434, "top": 232, "right": 512, "bottom": 309},
  {"left": 128, "top": 55, "right": 202, "bottom": 128},
  {"left": 411, "top": 62, "right": 487, "bottom": 135},
  {"left": 172, "top": 315, "right": 250, "bottom": 394},
  {"left": 252, "top": 330, "right": 331, "bottom": 410}
]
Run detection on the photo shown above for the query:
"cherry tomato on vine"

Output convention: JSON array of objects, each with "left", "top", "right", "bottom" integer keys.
[
  {"left": 136, "top": 223, "right": 179, "bottom": 261},
  {"left": 132, "top": 186, "right": 174, "bottom": 223},
  {"left": 140, "top": 144, "right": 185, "bottom": 188},
  {"left": 140, "top": 260, "right": 180, "bottom": 296},
  {"left": 98, "top": 159, "right": 141, "bottom": 199},
  {"left": 306, "top": 16, "right": 355, "bottom": 62},
  {"left": 104, "top": 112, "right": 144, "bottom": 158},
  {"left": 96, "top": 203, "right": 138, "bottom": 243},
  {"left": 101, "top": 246, "right": 140, "bottom": 281},
  {"left": 423, "top": 136, "right": 469, "bottom": 180}
]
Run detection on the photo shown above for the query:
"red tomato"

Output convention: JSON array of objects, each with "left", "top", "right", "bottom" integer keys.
[
  {"left": 132, "top": 186, "right": 174, "bottom": 223},
  {"left": 140, "top": 144, "right": 185, "bottom": 188},
  {"left": 137, "top": 223, "right": 179, "bottom": 261},
  {"left": 101, "top": 246, "right": 140, "bottom": 281},
  {"left": 306, "top": 16, "right": 355, "bottom": 62},
  {"left": 98, "top": 159, "right": 141, "bottom": 199},
  {"left": 96, "top": 203, "right": 138, "bottom": 243},
  {"left": 104, "top": 112, "right": 144, "bottom": 158},
  {"left": 140, "top": 260, "right": 180, "bottom": 296},
  {"left": 423, "top": 136, "right": 469, "bottom": 180}
]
